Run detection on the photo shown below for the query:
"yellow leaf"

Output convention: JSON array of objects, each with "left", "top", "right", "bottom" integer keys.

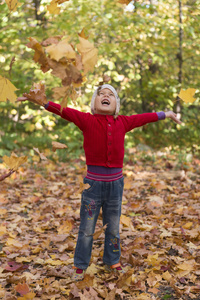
[
  {"left": 47, "top": 0, "right": 60, "bottom": 14},
  {"left": 162, "top": 271, "right": 172, "bottom": 281},
  {"left": 120, "top": 214, "right": 132, "bottom": 227},
  {"left": 46, "top": 38, "right": 76, "bottom": 61},
  {"left": 178, "top": 88, "right": 196, "bottom": 103},
  {"left": 178, "top": 261, "right": 195, "bottom": 271},
  {"left": 182, "top": 222, "right": 193, "bottom": 229},
  {"left": 77, "top": 37, "right": 98, "bottom": 73},
  {"left": 5, "top": 0, "right": 21, "bottom": 11},
  {"left": 145, "top": 253, "right": 161, "bottom": 266},
  {"left": 52, "top": 141, "right": 67, "bottom": 152},
  {"left": 17, "top": 291, "right": 36, "bottom": 300},
  {"left": 93, "top": 224, "right": 107, "bottom": 239},
  {"left": 0, "top": 76, "right": 18, "bottom": 103},
  {"left": 3, "top": 153, "right": 27, "bottom": 171},
  {"left": 0, "top": 226, "right": 7, "bottom": 235}
]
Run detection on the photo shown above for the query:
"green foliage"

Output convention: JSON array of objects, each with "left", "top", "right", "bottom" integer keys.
[{"left": 0, "top": 0, "right": 200, "bottom": 159}]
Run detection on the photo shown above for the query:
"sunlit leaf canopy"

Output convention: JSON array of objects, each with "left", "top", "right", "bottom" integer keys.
[{"left": 0, "top": 0, "right": 200, "bottom": 157}]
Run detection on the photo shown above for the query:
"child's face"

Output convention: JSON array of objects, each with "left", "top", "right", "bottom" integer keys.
[{"left": 94, "top": 88, "right": 116, "bottom": 115}]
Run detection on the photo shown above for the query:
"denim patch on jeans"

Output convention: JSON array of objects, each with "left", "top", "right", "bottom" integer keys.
[{"left": 74, "top": 177, "right": 124, "bottom": 269}]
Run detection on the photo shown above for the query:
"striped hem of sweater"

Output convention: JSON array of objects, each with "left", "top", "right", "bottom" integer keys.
[{"left": 86, "top": 170, "right": 123, "bottom": 182}]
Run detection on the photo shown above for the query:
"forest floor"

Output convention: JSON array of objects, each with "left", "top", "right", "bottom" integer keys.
[{"left": 0, "top": 148, "right": 200, "bottom": 300}]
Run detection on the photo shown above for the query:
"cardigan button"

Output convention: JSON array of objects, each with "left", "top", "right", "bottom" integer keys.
[
  {"left": 107, "top": 162, "right": 111, "bottom": 166},
  {"left": 108, "top": 132, "right": 111, "bottom": 136}
]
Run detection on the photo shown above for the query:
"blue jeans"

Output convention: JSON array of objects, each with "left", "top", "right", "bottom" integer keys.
[{"left": 74, "top": 177, "right": 124, "bottom": 269}]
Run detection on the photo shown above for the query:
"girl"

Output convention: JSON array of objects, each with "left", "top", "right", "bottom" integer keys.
[{"left": 18, "top": 84, "right": 181, "bottom": 281}]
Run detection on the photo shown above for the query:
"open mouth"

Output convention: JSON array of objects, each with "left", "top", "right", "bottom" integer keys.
[{"left": 101, "top": 99, "right": 110, "bottom": 106}]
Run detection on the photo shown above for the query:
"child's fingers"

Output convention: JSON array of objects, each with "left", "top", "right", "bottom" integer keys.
[{"left": 16, "top": 96, "right": 28, "bottom": 102}]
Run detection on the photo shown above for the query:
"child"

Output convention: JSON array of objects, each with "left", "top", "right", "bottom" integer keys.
[{"left": 18, "top": 84, "right": 181, "bottom": 281}]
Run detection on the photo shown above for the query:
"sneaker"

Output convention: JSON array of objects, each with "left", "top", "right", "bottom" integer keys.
[
  {"left": 105, "top": 262, "right": 125, "bottom": 274},
  {"left": 72, "top": 267, "right": 86, "bottom": 281}
]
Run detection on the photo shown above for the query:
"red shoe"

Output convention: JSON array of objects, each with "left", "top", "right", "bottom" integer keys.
[{"left": 105, "top": 262, "right": 125, "bottom": 274}]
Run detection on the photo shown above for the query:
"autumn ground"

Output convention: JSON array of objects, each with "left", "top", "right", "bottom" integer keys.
[{"left": 0, "top": 148, "right": 200, "bottom": 300}]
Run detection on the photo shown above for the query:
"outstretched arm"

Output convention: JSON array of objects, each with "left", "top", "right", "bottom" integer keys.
[{"left": 165, "top": 111, "right": 182, "bottom": 124}]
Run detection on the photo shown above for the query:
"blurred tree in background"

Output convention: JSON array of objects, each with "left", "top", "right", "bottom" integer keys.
[{"left": 0, "top": 0, "right": 199, "bottom": 160}]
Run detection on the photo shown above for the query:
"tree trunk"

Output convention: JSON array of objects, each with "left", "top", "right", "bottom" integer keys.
[{"left": 176, "top": 0, "right": 183, "bottom": 116}]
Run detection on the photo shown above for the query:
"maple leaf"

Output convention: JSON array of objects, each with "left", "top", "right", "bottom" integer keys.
[
  {"left": 52, "top": 86, "right": 71, "bottom": 100},
  {"left": 78, "top": 28, "right": 89, "bottom": 40},
  {"left": 47, "top": 0, "right": 60, "bottom": 14},
  {"left": 178, "top": 88, "right": 196, "bottom": 103},
  {"left": 46, "top": 38, "right": 76, "bottom": 61},
  {"left": 3, "top": 153, "right": 27, "bottom": 171},
  {"left": 18, "top": 82, "right": 47, "bottom": 106},
  {"left": 4, "top": 261, "right": 28, "bottom": 272},
  {"left": 52, "top": 141, "right": 67, "bottom": 152},
  {"left": 76, "top": 36, "right": 98, "bottom": 74},
  {"left": 15, "top": 283, "right": 30, "bottom": 296},
  {"left": 0, "top": 76, "right": 18, "bottom": 103},
  {"left": 5, "top": 0, "right": 21, "bottom": 11},
  {"left": 27, "top": 38, "right": 50, "bottom": 72},
  {"left": 41, "top": 35, "right": 63, "bottom": 46}
]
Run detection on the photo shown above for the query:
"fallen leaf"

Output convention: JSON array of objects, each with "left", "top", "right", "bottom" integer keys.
[
  {"left": 93, "top": 224, "right": 107, "bottom": 239},
  {"left": 15, "top": 282, "right": 30, "bottom": 296}
]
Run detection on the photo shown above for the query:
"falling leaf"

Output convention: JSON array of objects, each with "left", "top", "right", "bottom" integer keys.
[
  {"left": 103, "top": 74, "right": 111, "bottom": 83},
  {"left": 78, "top": 28, "right": 89, "bottom": 39},
  {"left": 5, "top": 0, "right": 21, "bottom": 11},
  {"left": 56, "top": 0, "right": 70, "bottom": 3},
  {"left": 52, "top": 141, "right": 67, "bottom": 152},
  {"left": 46, "top": 38, "right": 76, "bottom": 61},
  {"left": 47, "top": 0, "right": 60, "bottom": 14},
  {"left": 26, "top": 38, "right": 50, "bottom": 73},
  {"left": 52, "top": 86, "right": 70, "bottom": 100},
  {"left": 33, "top": 148, "right": 47, "bottom": 160},
  {"left": 0, "top": 76, "right": 18, "bottom": 103},
  {"left": 76, "top": 36, "right": 98, "bottom": 73},
  {"left": 41, "top": 35, "right": 63, "bottom": 46},
  {"left": 178, "top": 88, "right": 196, "bottom": 103},
  {"left": 3, "top": 153, "right": 27, "bottom": 171},
  {"left": 118, "top": 0, "right": 132, "bottom": 4}
]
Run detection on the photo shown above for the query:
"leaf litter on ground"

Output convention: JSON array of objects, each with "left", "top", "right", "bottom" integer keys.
[{"left": 0, "top": 149, "right": 200, "bottom": 299}]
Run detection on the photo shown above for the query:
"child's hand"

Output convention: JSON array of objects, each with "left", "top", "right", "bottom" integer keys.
[
  {"left": 165, "top": 111, "right": 182, "bottom": 124},
  {"left": 16, "top": 83, "right": 47, "bottom": 106}
]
